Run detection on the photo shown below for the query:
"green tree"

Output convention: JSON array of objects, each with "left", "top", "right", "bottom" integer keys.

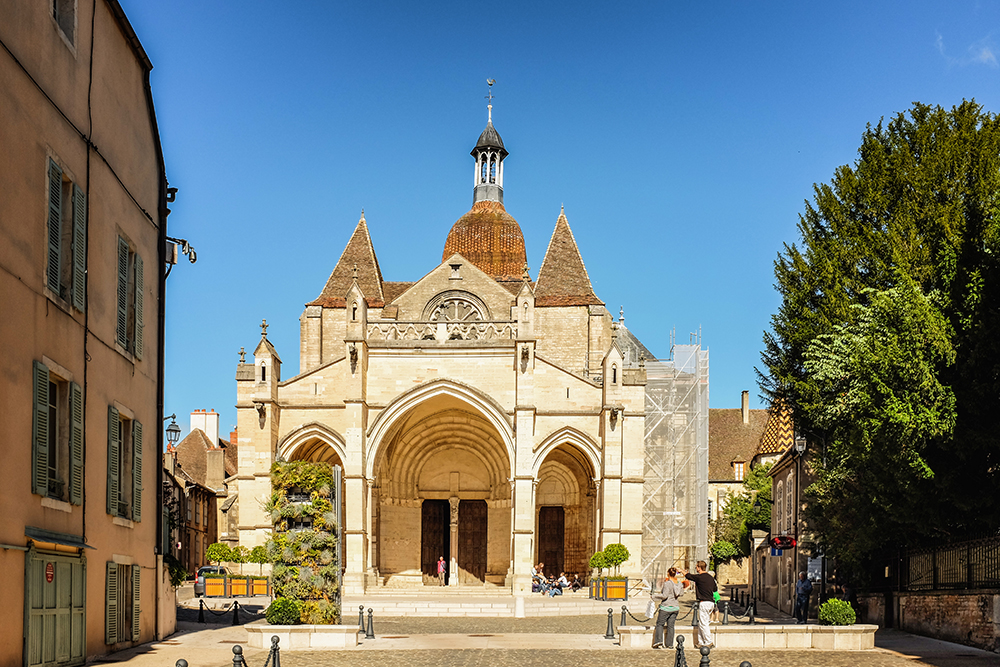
[
  {"left": 710, "top": 462, "right": 772, "bottom": 562},
  {"left": 231, "top": 545, "right": 249, "bottom": 575},
  {"left": 205, "top": 542, "right": 232, "bottom": 566},
  {"left": 602, "top": 543, "right": 630, "bottom": 575},
  {"left": 589, "top": 551, "right": 607, "bottom": 577},
  {"left": 249, "top": 545, "right": 268, "bottom": 575},
  {"left": 760, "top": 100, "right": 1000, "bottom": 569}
]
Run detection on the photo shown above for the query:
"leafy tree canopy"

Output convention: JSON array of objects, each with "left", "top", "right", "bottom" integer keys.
[
  {"left": 711, "top": 462, "right": 773, "bottom": 563},
  {"left": 759, "top": 100, "right": 1000, "bottom": 569},
  {"left": 205, "top": 542, "right": 232, "bottom": 566}
]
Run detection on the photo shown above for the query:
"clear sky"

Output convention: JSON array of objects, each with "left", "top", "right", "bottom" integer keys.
[{"left": 121, "top": 1, "right": 1000, "bottom": 441}]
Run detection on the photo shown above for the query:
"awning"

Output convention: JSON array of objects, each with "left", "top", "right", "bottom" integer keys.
[{"left": 25, "top": 526, "right": 95, "bottom": 550}]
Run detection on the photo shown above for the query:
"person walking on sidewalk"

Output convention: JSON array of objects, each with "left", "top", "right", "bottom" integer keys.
[
  {"left": 437, "top": 556, "right": 447, "bottom": 586},
  {"left": 794, "top": 572, "right": 813, "bottom": 623},
  {"left": 682, "top": 561, "right": 718, "bottom": 648},
  {"left": 651, "top": 567, "right": 688, "bottom": 649}
]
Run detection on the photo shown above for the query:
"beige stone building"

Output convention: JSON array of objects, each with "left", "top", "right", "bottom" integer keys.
[
  {"left": 0, "top": 0, "right": 172, "bottom": 664},
  {"left": 229, "top": 105, "right": 680, "bottom": 595}
]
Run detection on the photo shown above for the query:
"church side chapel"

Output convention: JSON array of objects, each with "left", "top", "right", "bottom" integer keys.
[{"left": 233, "top": 94, "right": 658, "bottom": 595}]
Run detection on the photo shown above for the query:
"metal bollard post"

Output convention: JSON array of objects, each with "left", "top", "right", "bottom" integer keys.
[
  {"left": 699, "top": 645, "right": 711, "bottom": 667},
  {"left": 269, "top": 635, "right": 281, "bottom": 667},
  {"left": 198, "top": 599, "right": 205, "bottom": 624},
  {"left": 621, "top": 605, "right": 627, "bottom": 626},
  {"left": 739, "top": 662, "right": 752, "bottom": 667},
  {"left": 232, "top": 645, "right": 245, "bottom": 667},
  {"left": 747, "top": 599, "right": 755, "bottom": 625},
  {"left": 232, "top": 600, "right": 240, "bottom": 626},
  {"left": 675, "top": 635, "right": 688, "bottom": 667},
  {"left": 176, "top": 661, "right": 189, "bottom": 667},
  {"left": 604, "top": 608, "right": 615, "bottom": 639},
  {"left": 365, "top": 608, "right": 375, "bottom": 639},
  {"left": 692, "top": 600, "right": 699, "bottom": 627},
  {"left": 722, "top": 601, "right": 729, "bottom": 625},
  {"left": 359, "top": 605, "right": 365, "bottom": 631}
]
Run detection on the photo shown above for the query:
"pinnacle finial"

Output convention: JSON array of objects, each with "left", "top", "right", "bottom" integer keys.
[
  {"left": 360, "top": 208, "right": 365, "bottom": 221},
  {"left": 352, "top": 264, "right": 358, "bottom": 280},
  {"left": 239, "top": 347, "right": 246, "bottom": 363},
  {"left": 522, "top": 263, "right": 531, "bottom": 282},
  {"left": 560, "top": 204, "right": 565, "bottom": 217},
  {"left": 619, "top": 306, "right": 625, "bottom": 324},
  {"left": 261, "top": 320, "right": 268, "bottom": 338}
]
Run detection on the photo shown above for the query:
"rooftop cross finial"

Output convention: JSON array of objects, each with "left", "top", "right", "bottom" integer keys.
[
  {"left": 522, "top": 262, "right": 531, "bottom": 282},
  {"left": 619, "top": 306, "right": 625, "bottom": 324},
  {"left": 486, "top": 78, "right": 496, "bottom": 122},
  {"left": 261, "top": 319, "right": 268, "bottom": 337},
  {"left": 239, "top": 347, "right": 246, "bottom": 363}
]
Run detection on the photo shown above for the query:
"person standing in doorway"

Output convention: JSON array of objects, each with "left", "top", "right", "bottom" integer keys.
[
  {"left": 437, "top": 556, "right": 446, "bottom": 586},
  {"left": 682, "top": 561, "right": 718, "bottom": 648},
  {"left": 794, "top": 572, "right": 813, "bottom": 623}
]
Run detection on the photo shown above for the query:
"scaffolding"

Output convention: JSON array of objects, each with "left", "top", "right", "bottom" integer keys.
[{"left": 641, "top": 343, "right": 709, "bottom": 578}]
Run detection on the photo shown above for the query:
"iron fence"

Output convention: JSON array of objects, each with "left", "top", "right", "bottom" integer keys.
[{"left": 869, "top": 534, "right": 1000, "bottom": 592}]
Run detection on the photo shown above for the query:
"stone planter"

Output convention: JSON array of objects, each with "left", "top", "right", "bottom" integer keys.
[{"left": 246, "top": 622, "right": 359, "bottom": 649}]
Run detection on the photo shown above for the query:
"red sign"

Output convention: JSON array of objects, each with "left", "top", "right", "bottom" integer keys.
[
  {"left": 769, "top": 536, "right": 797, "bottom": 550},
  {"left": 45, "top": 562, "right": 54, "bottom": 583}
]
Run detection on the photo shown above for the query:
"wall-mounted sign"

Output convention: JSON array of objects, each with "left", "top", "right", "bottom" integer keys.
[
  {"left": 769, "top": 536, "right": 797, "bottom": 550},
  {"left": 45, "top": 562, "right": 54, "bottom": 583}
]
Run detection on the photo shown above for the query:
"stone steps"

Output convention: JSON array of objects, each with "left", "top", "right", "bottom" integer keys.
[{"left": 343, "top": 593, "right": 648, "bottom": 617}]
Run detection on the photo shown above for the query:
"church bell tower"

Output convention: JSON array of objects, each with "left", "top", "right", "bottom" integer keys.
[{"left": 471, "top": 83, "right": 508, "bottom": 205}]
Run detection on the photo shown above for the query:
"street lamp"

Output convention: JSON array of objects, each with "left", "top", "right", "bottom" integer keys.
[{"left": 165, "top": 414, "right": 181, "bottom": 447}]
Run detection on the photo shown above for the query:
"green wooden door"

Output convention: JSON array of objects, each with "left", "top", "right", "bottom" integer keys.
[{"left": 26, "top": 550, "right": 86, "bottom": 667}]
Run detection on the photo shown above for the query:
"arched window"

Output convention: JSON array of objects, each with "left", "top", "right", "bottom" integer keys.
[
  {"left": 481, "top": 159, "right": 488, "bottom": 183},
  {"left": 775, "top": 481, "right": 784, "bottom": 534},
  {"left": 261, "top": 362, "right": 267, "bottom": 382},
  {"left": 786, "top": 472, "right": 794, "bottom": 533},
  {"left": 352, "top": 302, "right": 358, "bottom": 321},
  {"left": 490, "top": 158, "right": 496, "bottom": 183}
]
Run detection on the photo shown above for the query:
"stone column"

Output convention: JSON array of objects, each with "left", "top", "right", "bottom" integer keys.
[{"left": 449, "top": 496, "right": 460, "bottom": 586}]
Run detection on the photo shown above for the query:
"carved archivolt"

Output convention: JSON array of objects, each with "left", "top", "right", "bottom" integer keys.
[{"left": 421, "top": 290, "right": 491, "bottom": 322}]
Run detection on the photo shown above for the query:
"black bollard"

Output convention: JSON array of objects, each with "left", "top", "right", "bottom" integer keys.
[
  {"left": 621, "top": 605, "right": 628, "bottom": 626},
  {"left": 740, "top": 591, "right": 745, "bottom": 608},
  {"left": 699, "top": 645, "right": 711, "bottom": 667},
  {"left": 604, "top": 608, "right": 615, "bottom": 639},
  {"left": 176, "top": 661, "right": 189, "bottom": 667},
  {"left": 747, "top": 598, "right": 755, "bottom": 625},
  {"left": 232, "top": 645, "right": 245, "bottom": 667},
  {"left": 691, "top": 600, "right": 699, "bottom": 627},
  {"left": 198, "top": 599, "right": 205, "bottom": 624},
  {"left": 722, "top": 601, "right": 729, "bottom": 625},
  {"left": 359, "top": 605, "right": 365, "bottom": 631},
  {"left": 269, "top": 634, "right": 281, "bottom": 667},
  {"left": 232, "top": 600, "right": 240, "bottom": 626},
  {"left": 674, "top": 634, "right": 688, "bottom": 667},
  {"left": 365, "top": 607, "right": 375, "bottom": 639},
  {"left": 739, "top": 662, "right": 752, "bottom": 667}
]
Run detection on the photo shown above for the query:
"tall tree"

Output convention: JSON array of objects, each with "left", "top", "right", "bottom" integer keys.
[{"left": 759, "top": 101, "right": 1000, "bottom": 568}]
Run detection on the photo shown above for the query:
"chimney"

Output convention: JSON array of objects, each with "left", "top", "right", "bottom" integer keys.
[
  {"left": 190, "top": 409, "right": 220, "bottom": 447},
  {"left": 741, "top": 391, "right": 749, "bottom": 425},
  {"left": 229, "top": 428, "right": 238, "bottom": 446}
]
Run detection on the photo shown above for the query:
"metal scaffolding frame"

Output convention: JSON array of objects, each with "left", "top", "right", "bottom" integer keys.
[{"left": 641, "top": 343, "right": 709, "bottom": 578}]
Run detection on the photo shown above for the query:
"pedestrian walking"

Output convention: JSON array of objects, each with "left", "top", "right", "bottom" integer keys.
[
  {"left": 437, "top": 556, "right": 447, "bottom": 586},
  {"left": 794, "top": 572, "right": 813, "bottom": 623},
  {"left": 651, "top": 567, "right": 688, "bottom": 649},
  {"left": 682, "top": 560, "right": 718, "bottom": 648}
]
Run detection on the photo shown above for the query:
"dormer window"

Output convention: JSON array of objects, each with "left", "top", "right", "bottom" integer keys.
[{"left": 733, "top": 461, "right": 745, "bottom": 481}]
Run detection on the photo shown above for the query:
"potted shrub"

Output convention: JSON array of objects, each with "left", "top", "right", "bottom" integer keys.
[{"left": 601, "top": 543, "right": 630, "bottom": 600}]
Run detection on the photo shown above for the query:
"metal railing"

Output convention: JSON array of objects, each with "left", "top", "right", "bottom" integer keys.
[{"left": 869, "top": 534, "right": 1000, "bottom": 592}]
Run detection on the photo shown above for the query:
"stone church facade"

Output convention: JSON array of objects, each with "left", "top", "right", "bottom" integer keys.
[{"left": 232, "top": 106, "right": 653, "bottom": 595}]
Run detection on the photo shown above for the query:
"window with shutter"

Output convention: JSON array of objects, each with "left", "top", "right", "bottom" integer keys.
[
  {"left": 45, "top": 159, "right": 85, "bottom": 309},
  {"left": 131, "top": 565, "right": 141, "bottom": 641},
  {"left": 71, "top": 184, "right": 87, "bottom": 311},
  {"left": 32, "top": 361, "right": 49, "bottom": 496},
  {"left": 115, "top": 237, "right": 143, "bottom": 357},
  {"left": 70, "top": 382, "right": 83, "bottom": 505},
  {"left": 116, "top": 239, "right": 129, "bottom": 348},
  {"left": 132, "top": 421, "right": 142, "bottom": 522},
  {"left": 107, "top": 406, "right": 120, "bottom": 515},
  {"left": 32, "top": 360, "right": 75, "bottom": 502},
  {"left": 47, "top": 161, "right": 63, "bottom": 294},
  {"left": 105, "top": 562, "right": 118, "bottom": 645}
]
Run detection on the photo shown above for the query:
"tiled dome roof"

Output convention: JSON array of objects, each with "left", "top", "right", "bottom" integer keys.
[{"left": 443, "top": 200, "right": 526, "bottom": 280}]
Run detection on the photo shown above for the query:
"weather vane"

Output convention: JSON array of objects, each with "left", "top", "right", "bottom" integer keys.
[{"left": 486, "top": 78, "right": 496, "bottom": 104}]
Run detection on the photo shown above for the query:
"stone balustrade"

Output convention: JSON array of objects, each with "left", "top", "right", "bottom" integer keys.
[{"left": 367, "top": 321, "right": 517, "bottom": 342}]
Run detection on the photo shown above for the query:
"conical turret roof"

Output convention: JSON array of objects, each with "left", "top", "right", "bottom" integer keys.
[
  {"left": 310, "top": 212, "right": 385, "bottom": 307},
  {"left": 534, "top": 207, "right": 603, "bottom": 307},
  {"left": 473, "top": 120, "right": 507, "bottom": 157}
]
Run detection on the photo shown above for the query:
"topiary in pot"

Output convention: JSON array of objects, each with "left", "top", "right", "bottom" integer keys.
[
  {"left": 265, "top": 598, "right": 301, "bottom": 625},
  {"left": 818, "top": 598, "right": 856, "bottom": 625}
]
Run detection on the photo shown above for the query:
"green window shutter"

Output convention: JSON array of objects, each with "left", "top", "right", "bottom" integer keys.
[
  {"left": 32, "top": 360, "right": 50, "bottom": 496},
  {"left": 47, "top": 160, "right": 63, "bottom": 294},
  {"left": 107, "top": 406, "right": 119, "bottom": 515},
  {"left": 133, "top": 254, "right": 143, "bottom": 359},
  {"left": 70, "top": 381, "right": 84, "bottom": 505},
  {"left": 132, "top": 420, "right": 142, "bottom": 522},
  {"left": 105, "top": 562, "right": 118, "bottom": 645},
  {"left": 71, "top": 184, "right": 87, "bottom": 312},
  {"left": 116, "top": 238, "right": 129, "bottom": 348},
  {"left": 131, "top": 564, "right": 141, "bottom": 641}
]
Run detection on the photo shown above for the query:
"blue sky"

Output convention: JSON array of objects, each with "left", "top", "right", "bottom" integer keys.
[{"left": 122, "top": 1, "right": 1000, "bottom": 440}]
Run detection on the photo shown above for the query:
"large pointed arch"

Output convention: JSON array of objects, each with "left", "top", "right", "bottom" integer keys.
[
  {"left": 365, "top": 379, "right": 514, "bottom": 479},
  {"left": 278, "top": 421, "right": 348, "bottom": 464},
  {"left": 531, "top": 426, "right": 601, "bottom": 479}
]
